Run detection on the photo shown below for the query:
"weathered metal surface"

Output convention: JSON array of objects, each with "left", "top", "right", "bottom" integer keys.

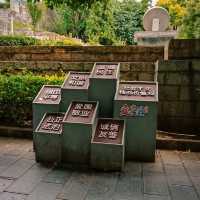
[
  {"left": 32, "top": 85, "right": 61, "bottom": 130},
  {"left": 62, "top": 101, "right": 99, "bottom": 164},
  {"left": 34, "top": 112, "right": 64, "bottom": 163},
  {"left": 93, "top": 118, "right": 124, "bottom": 144},
  {"left": 114, "top": 81, "right": 158, "bottom": 161},
  {"left": 63, "top": 101, "right": 98, "bottom": 124},
  {"left": 91, "top": 118, "right": 125, "bottom": 171},
  {"left": 116, "top": 81, "right": 158, "bottom": 102},
  {"left": 37, "top": 113, "right": 64, "bottom": 134},
  {"left": 61, "top": 72, "right": 90, "bottom": 112},
  {"left": 89, "top": 62, "right": 120, "bottom": 117},
  {"left": 33, "top": 85, "right": 61, "bottom": 105},
  {"left": 90, "top": 63, "right": 119, "bottom": 79}
]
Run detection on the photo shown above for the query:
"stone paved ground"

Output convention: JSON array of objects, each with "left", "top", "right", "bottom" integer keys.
[{"left": 0, "top": 137, "right": 200, "bottom": 200}]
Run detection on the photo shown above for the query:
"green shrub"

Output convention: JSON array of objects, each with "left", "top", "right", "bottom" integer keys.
[
  {"left": 0, "top": 36, "right": 39, "bottom": 46},
  {"left": 0, "top": 74, "right": 64, "bottom": 127},
  {"left": 39, "top": 38, "right": 83, "bottom": 46}
]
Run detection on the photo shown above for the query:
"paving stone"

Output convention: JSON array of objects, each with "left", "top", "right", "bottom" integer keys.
[
  {"left": 143, "top": 194, "right": 171, "bottom": 200},
  {"left": 0, "top": 155, "right": 20, "bottom": 174},
  {"left": 191, "top": 177, "right": 200, "bottom": 197},
  {"left": 6, "top": 163, "right": 51, "bottom": 194},
  {"left": 183, "top": 161, "right": 200, "bottom": 177},
  {"left": 170, "top": 185, "right": 199, "bottom": 200},
  {"left": 43, "top": 167, "right": 72, "bottom": 184},
  {"left": 143, "top": 172, "right": 169, "bottom": 196},
  {"left": 0, "top": 179, "right": 13, "bottom": 192},
  {"left": 27, "top": 182, "right": 63, "bottom": 200},
  {"left": 0, "top": 192, "right": 27, "bottom": 200},
  {"left": 57, "top": 171, "right": 93, "bottom": 200},
  {"left": 164, "top": 164, "right": 192, "bottom": 186},
  {"left": 160, "top": 150, "right": 182, "bottom": 165},
  {"left": 22, "top": 150, "right": 35, "bottom": 160},
  {"left": 142, "top": 153, "right": 163, "bottom": 174},
  {"left": 85, "top": 173, "right": 118, "bottom": 200},
  {"left": 111, "top": 174, "right": 143, "bottom": 200},
  {"left": 124, "top": 162, "right": 142, "bottom": 177},
  {"left": 179, "top": 152, "right": 200, "bottom": 162},
  {"left": 0, "top": 158, "right": 35, "bottom": 179}
]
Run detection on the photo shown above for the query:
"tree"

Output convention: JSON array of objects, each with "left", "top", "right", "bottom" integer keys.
[
  {"left": 157, "top": 0, "right": 186, "bottom": 29},
  {"left": 27, "top": 0, "right": 42, "bottom": 31},
  {"left": 114, "top": 0, "right": 145, "bottom": 44},
  {"left": 85, "top": 0, "right": 116, "bottom": 44},
  {"left": 180, "top": 0, "right": 200, "bottom": 39}
]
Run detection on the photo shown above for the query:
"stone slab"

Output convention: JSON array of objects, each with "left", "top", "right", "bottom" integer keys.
[
  {"left": 143, "top": 172, "right": 169, "bottom": 196},
  {"left": 42, "top": 167, "right": 72, "bottom": 184},
  {"left": 170, "top": 185, "right": 199, "bottom": 200},
  {"left": 57, "top": 172, "right": 93, "bottom": 200},
  {"left": 6, "top": 164, "right": 51, "bottom": 194},
  {"left": 0, "top": 192, "right": 27, "bottom": 200},
  {"left": 0, "top": 179, "right": 13, "bottom": 192},
  {"left": 143, "top": 194, "right": 171, "bottom": 200},
  {"left": 164, "top": 164, "right": 192, "bottom": 186},
  {"left": 27, "top": 182, "right": 63, "bottom": 200},
  {"left": 85, "top": 173, "right": 118, "bottom": 200},
  {"left": 0, "top": 158, "right": 35, "bottom": 179},
  {"left": 0, "top": 155, "right": 20, "bottom": 174}
]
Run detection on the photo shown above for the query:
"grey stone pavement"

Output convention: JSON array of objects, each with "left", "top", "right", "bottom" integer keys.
[{"left": 0, "top": 137, "right": 200, "bottom": 200}]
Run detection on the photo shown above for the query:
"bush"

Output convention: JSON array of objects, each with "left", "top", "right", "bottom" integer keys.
[
  {"left": 0, "top": 36, "right": 39, "bottom": 46},
  {"left": 0, "top": 74, "right": 64, "bottom": 127},
  {"left": 39, "top": 38, "right": 83, "bottom": 46}
]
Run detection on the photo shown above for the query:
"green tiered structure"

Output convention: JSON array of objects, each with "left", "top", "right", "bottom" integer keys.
[
  {"left": 114, "top": 81, "right": 158, "bottom": 161},
  {"left": 61, "top": 72, "right": 90, "bottom": 112},
  {"left": 62, "top": 101, "right": 99, "bottom": 165},
  {"left": 33, "top": 63, "right": 158, "bottom": 171},
  {"left": 34, "top": 112, "right": 64, "bottom": 163}
]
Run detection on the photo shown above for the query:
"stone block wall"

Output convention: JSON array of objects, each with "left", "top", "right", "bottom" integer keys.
[
  {"left": 0, "top": 61, "right": 156, "bottom": 82},
  {"left": 0, "top": 46, "right": 164, "bottom": 62},
  {"left": 157, "top": 60, "right": 200, "bottom": 134},
  {"left": 168, "top": 39, "right": 200, "bottom": 60}
]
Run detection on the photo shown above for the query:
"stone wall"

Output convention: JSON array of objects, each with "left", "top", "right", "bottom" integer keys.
[
  {"left": 0, "top": 61, "right": 156, "bottom": 82},
  {"left": 168, "top": 39, "right": 200, "bottom": 60},
  {"left": 0, "top": 46, "right": 164, "bottom": 62},
  {"left": 157, "top": 60, "right": 200, "bottom": 134}
]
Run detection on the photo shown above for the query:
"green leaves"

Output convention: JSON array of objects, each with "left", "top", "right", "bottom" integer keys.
[
  {"left": 0, "top": 36, "right": 39, "bottom": 46},
  {"left": 0, "top": 74, "right": 64, "bottom": 127}
]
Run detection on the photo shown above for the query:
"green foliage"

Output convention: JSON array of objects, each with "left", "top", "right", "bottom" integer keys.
[
  {"left": 0, "top": 74, "right": 64, "bottom": 127},
  {"left": 157, "top": 0, "right": 187, "bottom": 28},
  {"left": 44, "top": 0, "right": 104, "bottom": 10},
  {"left": 27, "top": 1, "right": 42, "bottom": 31},
  {"left": 85, "top": 0, "right": 117, "bottom": 45},
  {"left": 0, "top": 36, "right": 39, "bottom": 46},
  {"left": 114, "top": 0, "right": 145, "bottom": 45},
  {"left": 180, "top": 0, "right": 200, "bottom": 39},
  {"left": 39, "top": 38, "right": 83, "bottom": 46},
  {"left": 0, "top": 0, "right": 10, "bottom": 8}
]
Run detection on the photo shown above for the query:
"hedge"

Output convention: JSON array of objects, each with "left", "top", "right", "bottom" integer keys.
[
  {"left": 0, "top": 35, "right": 83, "bottom": 46},
  {"left": 0, "top": 74, "right": 64, "bottom": 127},
  {"left": 0, "top": 36, "right": 39, "bottom": 46}
]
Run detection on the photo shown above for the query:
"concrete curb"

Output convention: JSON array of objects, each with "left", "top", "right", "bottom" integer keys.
[{"left": 0, "top": 126, "right": 200, "bottom": 152}]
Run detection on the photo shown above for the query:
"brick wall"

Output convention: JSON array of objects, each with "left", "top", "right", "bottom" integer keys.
[
  {"left": 168, "top": 39, "right": 200, "bottom": 60},
  {"left": 0, "top": 46, "right": 164, "bottom": 62}
]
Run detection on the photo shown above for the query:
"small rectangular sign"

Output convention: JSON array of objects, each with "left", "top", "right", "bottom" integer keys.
[
  {"left": 93, "top": 119, "right": 124, "bottom": 144},
  {"left": 37, "top": 113, "right": 64, "bottom": 134},
  {"left": 90, "top": 63, "right": 120, "bottom": 79},
  {"left": 116, "top": 81, "right": 158, "bottom": 102},
  {"left": 63, "top": 101, "right": 98, "bottom": 124},
  {"left": 62, "top": 72, "right": 90, "bottom": 90},
  {"left": 33, "top": 85, "right": 61, "bottom": 105}
]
